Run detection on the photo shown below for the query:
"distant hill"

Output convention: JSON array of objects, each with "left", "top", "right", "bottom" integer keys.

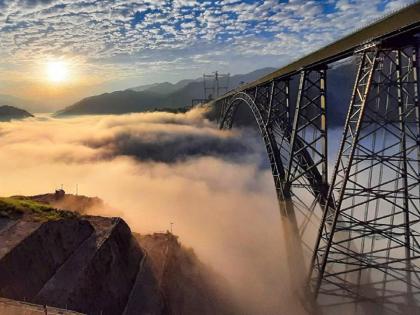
[
  {"left": 56, "top": 67, "right": 277, "bottom": 116},
  {"left": 129, "top": 79, "right": 195, "bottom": 94},
  {"left": 0, "top": 105, "right": 33, "bottom": 121},
  {"left": 56, "top": 90, "right": 165, "bottom": 116},
  {"left": 0, "top": 94, "right": 48, "bottom": 113}
]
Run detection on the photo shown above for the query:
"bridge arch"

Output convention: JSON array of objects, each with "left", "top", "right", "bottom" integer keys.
[
  {"left": 217, "top": 89, "right": 328, "bottom": 207},
  {"left": 218, "top": 92, "right": 289, "bottom": 204}
]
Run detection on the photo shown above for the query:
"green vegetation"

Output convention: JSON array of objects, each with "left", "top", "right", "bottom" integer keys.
[{"left": 0, "top": 197, "right": 78, "bottom": 221}]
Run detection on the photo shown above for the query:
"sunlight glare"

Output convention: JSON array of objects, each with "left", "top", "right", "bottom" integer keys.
[{"left": 46, "top": 61, "right": 69, "bottom": 83}]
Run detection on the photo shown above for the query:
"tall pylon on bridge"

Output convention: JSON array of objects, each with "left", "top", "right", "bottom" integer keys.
[
  {"left": 192, "top": 71, "right": 230, "bottom": 106},
  {"left": 203, "top": 71, "right": 230, "bottom": 100},
  {"left": 309, "top": 44, "right": 420, "bottom": 314}
]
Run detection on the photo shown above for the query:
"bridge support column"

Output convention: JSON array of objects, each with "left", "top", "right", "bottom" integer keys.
[
  {"left": 269, "top": 80, "right": 293, "bottom": 198},
  {"left": 286, "top": 67, "right": 329, "bottom": 206},
  {"left": 309, "top": 44, "right": 420, "bottom": 314}
]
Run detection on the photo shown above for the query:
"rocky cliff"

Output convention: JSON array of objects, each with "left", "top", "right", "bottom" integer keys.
[
  {"left": 0, "top": 196, "right": 239, "bottom": 315},
  {"left": 137, "top": 233, "right": 240, "bottom": 315}
]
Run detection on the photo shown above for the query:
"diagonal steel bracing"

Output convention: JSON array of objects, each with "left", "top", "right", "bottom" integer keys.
[
  {"left": 285, "top": 68, "right": 328, "bottom": 206},
  {"left": 309, "top": 45, "right": 420, "bottom": 314}
]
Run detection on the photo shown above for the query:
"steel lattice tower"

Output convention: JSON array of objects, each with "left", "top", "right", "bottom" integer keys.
[{"left": 310, "top": 45, "right": 420, "bottom": 314}]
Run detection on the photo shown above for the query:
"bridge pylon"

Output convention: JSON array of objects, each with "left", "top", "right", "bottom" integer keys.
[{"left": 309, "top": 44, "right": 420, "bottom": 314}]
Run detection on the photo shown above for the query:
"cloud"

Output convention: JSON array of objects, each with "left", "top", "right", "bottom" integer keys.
[
  {"left": 81, "top": 110, "right": 258, "bottom": 163},
  {"left": 83, "top": 128, "right": 254, "bottom": 163},
  {"left": 0, "top": 107, "right": 262, "bottom": 164},
  {"left": 0, "top": 108, "right": 310, "bottom": 314},
  {"left": 0, "top": 0, "right": 413, "bottom": 87}
]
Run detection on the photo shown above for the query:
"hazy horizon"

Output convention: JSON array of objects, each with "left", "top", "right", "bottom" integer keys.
[{"left": 0, "top": 65, "right": 277, "bottom": 113}]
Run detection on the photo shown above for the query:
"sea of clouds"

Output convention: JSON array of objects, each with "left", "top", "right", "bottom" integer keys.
[{"left": 0, "top": 107, "right": 310, "bottom": 314}]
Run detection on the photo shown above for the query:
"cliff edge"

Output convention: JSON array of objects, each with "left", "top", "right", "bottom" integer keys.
[{"left": 0, "top": 195, "right": 239, "bottom": 315}]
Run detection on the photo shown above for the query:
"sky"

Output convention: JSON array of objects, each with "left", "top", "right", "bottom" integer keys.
[{"left": 0, "top": 0, "right": 414, "bottom": 109}]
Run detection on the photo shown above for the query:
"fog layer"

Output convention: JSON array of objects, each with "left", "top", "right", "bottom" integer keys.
[{"left": 0, "top": 108, "right": 308, "bottom": 314}]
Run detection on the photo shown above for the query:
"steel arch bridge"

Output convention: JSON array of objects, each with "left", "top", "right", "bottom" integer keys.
[{"left": 208, "top": 3, "right": 420, "bottom": 314}]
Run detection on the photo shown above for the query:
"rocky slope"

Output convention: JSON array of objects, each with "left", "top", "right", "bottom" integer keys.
[
  {"left": 0, "top": 195, "right": 240, "bottom": 315},
  {"left": 0, "top": 297, "right": 83, "bottom": 315},
  {"left": 137, "top": 233, "right": 240, "bottom": 315}
]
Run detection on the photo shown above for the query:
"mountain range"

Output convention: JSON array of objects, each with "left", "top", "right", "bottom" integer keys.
[
  {"left": 56, "top": 68, "right": 277, "bottom": 116},
  {"left": 129, "top": 79, "right": 195, "bottom": 94}
]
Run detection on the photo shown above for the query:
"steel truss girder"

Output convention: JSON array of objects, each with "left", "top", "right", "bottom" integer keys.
[
  {"left": 285, "top": 68, "right": 329, "bottom": 205},
  {"left": 309, "top": 45, "right": 420, "bottom": 313}
]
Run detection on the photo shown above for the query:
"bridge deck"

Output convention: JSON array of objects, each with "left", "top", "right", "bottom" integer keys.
[{"left": 216, "top": 2, "right": 420, "bottom": 99}]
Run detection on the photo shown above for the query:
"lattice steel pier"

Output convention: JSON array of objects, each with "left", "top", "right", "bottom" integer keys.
[{"left": 310, "top": 44, "right": 420, "bottom": 314}]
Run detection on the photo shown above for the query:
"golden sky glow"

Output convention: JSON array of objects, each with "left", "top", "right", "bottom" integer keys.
[
  {"left": 46, "top": 61, "right": 69, "bottom": 84},
  {"left": 0, "top": 57, "right": 116, "bottom": 111}
]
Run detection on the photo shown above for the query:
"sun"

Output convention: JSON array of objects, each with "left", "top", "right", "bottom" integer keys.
[{"left": 46, "top": 61, "right": 69, "bottom": 83}]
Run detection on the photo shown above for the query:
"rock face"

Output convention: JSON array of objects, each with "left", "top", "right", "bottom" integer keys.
[
  {"left": 138, "top": 233, "right": 241, "bottom": 315},
  {"left": 34, "top": 217, "right": 143, "bottom": 315},
  {"left": 0, "top": 105, "right": 33, "bottom": 121},
  {"left": 0, "top": 216, "right": 148, "bottom": 315},
  {"left": 0, "top": 198, "right": 240, "bottom": 315},
  {"left": 0, "top": 219, "right": 93, "bottom": 300}
]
